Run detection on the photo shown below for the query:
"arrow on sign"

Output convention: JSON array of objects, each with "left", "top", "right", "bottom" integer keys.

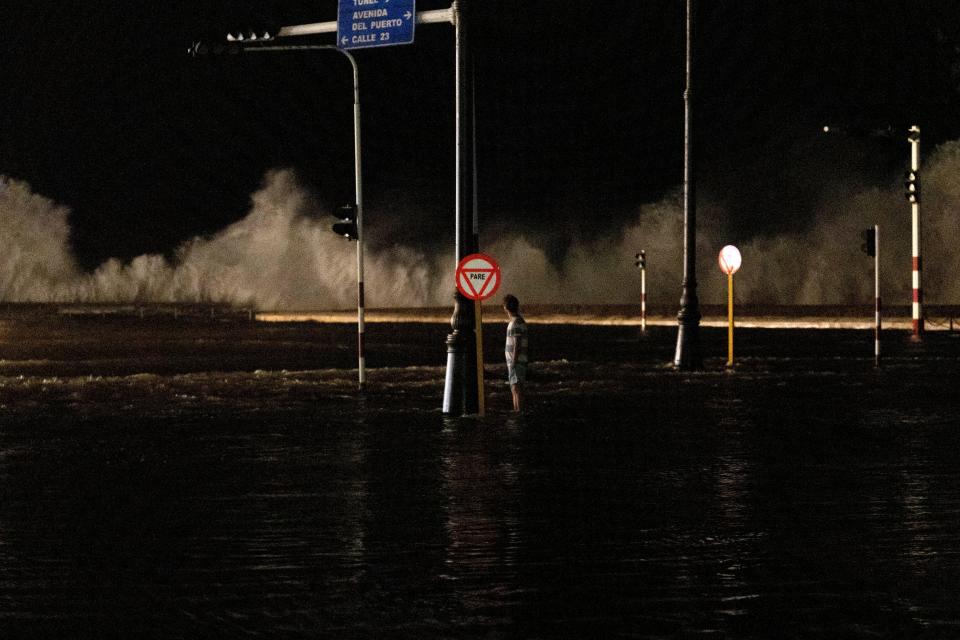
[{"left": 404, "top": 11, "right": 412, "bottom": 19}]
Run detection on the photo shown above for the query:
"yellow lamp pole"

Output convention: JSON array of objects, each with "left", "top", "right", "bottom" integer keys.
[
  {"left": 475, "top": 301, "right": 485, "bottom": 416},
  {"left": 727, "top": 272, "right": 734, "bottom": 366},
  {"left": 718, "top": 245, "right": 742, "bottom": 368}
]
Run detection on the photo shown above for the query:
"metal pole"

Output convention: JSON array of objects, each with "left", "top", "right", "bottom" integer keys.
[
  {"left": 875, "top": 224, "right": 881, "bottom": 367},
  {"left": 727, "top": 272, "right": 734, "bottom": 367},
  {"left": 348, "top": 52, "right": 366, "bottom": 390},
  {"left": 442, "top": 0, "right": 479, "bottom": 415},
  {"left": 471, "top": 74, "right": 485, "bottom": 416},
  {"left": 222, "top": 7, "right": 461, "bottom": 399},
  {"left": 244, "top": 44, "right": 365, "bottom": 388},
  {"left": 674, "top": 0, "right": 702, "bottom": 369},
  {"left": 641, "top": 265, "right": 647, "bottom": 333},
  {"left": 908, "top": 125, "right": 923, "bottom": 340},
  {"left": 471, "top": 58, "right": 480, "bottom": 252},
  {"left": 475, "top": 301, "right": 485, "bottom": 416}
]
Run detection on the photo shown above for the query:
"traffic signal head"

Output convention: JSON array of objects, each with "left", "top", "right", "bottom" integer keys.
[
  {"left": 634, "top": 250, "right": 646, "bottom": 269},
  {"left": 331, "top": 204, "right": 358, "bottom": 240},
  {"left": 226, "top": 25, "right": 278, "bottom": 42},
  {"left": 904, "top": 170, "right": 920, "bottom": 204},
  {"left": 861, "top": 228, "right": 876, "bottom": 257}
]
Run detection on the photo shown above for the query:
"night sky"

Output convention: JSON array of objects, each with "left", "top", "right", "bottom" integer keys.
[{"left": 2, "top": 1, "right": 959, "bottom": 270}]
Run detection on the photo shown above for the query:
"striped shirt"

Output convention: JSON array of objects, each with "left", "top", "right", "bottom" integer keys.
[{"left": 505, "top": 316, "right": 528, "bottom": 367}]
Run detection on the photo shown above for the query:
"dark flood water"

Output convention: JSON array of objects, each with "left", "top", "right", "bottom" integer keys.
[{"left": 1, "top": 313, "right": 960, "bottom": 638}]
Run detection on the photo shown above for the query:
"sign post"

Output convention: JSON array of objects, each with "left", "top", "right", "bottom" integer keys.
[
  {"left": 718, "top": 245, "right": 742, "bottom": 367},
  {"left": 906, "top": 126, "right": 923, "bottom": 340},
  {"left": 862, "top": 226, "right": 880, "bottom": 366},
  {"left": 337, "top": 0, "right": 416, "bottom": 50},
  {"left": 635, "top": 251, "right": 647, "bottom": 333},
  {"left": 455, "top": 253, "right": 502, "bottom": 417},
  {"left": 875, "top": 224, "right": 881, "bottom": 366}
]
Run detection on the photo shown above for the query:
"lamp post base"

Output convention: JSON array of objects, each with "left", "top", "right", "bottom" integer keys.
[
  {"left": 442, "top": 292, "right": 479, "bottom": 415},
  {"left": 674, "top": 294, "right": 702, "bottom": 370}
]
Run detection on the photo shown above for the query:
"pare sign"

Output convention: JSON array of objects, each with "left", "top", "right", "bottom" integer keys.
[{"left": 455, "top": 253, "right": 502, "bottom": 301}]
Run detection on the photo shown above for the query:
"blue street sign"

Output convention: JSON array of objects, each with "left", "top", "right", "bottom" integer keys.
[{"left": 337, "top": 0, "right": 416, "bottom": 50}]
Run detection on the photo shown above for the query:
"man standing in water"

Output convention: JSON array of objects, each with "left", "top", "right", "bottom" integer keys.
[{"left": 502, "top": 294, "right": 528, "bottom": 412}]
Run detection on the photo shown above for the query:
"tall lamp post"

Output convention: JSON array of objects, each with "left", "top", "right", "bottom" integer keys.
[
  {"left": 674, "top": 0, "right": 702, "bottom": 369},
  {"left": 442, "top": 0, "right": 480, "bottom": 415}
]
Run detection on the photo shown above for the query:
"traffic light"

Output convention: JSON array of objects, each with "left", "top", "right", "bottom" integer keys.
[
  {"left": 634, "top": 250, "right": 646, "bottom": 269},
  {"left": 904, "top": 170, "right": 920, "bottom": 204},
  {"left": 331, "top": 204, "right": 358, "bottom": 240},
  {"left": 226, "top": 23, "right": 279, "bottom": 42},
  {"left": 861, "top": 228, "right": 876, "bottom": 257}
]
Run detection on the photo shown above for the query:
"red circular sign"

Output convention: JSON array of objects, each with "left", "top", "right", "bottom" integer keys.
[{"left": 455, "top": 253, "right": 502, "bottom": 301}]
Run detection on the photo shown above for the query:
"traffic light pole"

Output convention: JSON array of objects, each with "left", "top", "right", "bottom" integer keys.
[
  {"left": 194, "top": 8, "right": 468, "bottom": 395},
  {"left": 244, "top": 44, "right": 366, "bottom": 388},
  {"left": 641, "top": 263, "right": 647, "bottom": 333},
  {"left": 350, "top": 51, "right": 367, "bottom": 388},
  {"left": 210, "top": 5, "right": 468, "bottom": 407},
  {"left": 908, "top": 125, "right": 923, "bottom": 339},
  {"left": 674, "top": 0, "right": 702, "bottom": 370},
  {"left": 635, "top": 250, "right": 647, "bottom": 333},
  {"left": 875, "top": 224, "right": 881, "bottom": 366},
  {"left": 822, "top": 123, "right": 924, "bottom": 341}
]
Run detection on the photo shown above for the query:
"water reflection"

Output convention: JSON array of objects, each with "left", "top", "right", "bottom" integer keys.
[
  {"left": 355, "top": 411, "right": 450, "bottom": 634},
  {"left": 2, "top": 325, "right": 960, "bottom": 637},
  {"left": 441, "top": 419, "right": 523, "bottom": 632}
]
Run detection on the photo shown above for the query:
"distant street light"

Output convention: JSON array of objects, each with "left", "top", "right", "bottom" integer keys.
[
  {"left": 674, "top": 0, "right": 702, "bottom": 369},
  {"left": 718, "top": 245, "right": 742, "bottom": 367}
]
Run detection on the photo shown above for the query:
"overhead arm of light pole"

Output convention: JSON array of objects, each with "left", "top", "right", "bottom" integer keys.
[{"left": 276, "top": 7, "right": 455, "bottom": 38}]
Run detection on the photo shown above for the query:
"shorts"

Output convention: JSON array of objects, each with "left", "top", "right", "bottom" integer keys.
[{"left": 508, "top": 362, "right": 527, "bottom": 385}]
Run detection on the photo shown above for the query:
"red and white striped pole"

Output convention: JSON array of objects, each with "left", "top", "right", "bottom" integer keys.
[
  {"left": 908, "top": 125, "right": 923, "bottom": 339},
  {"left": 350, "top": 53, "right": 366, "bottom": 389},
  {"left": 641, "top": 263, "right": 647, "bottom": 333},
  {"left": 633, "top": 249, "right": 647, "bottom": 333},
  {"left": 874, "top": 224, "right": 881, "bottom": 366},
  {"left": 635, "top": 250, "right": 647, "bottom": 333}
]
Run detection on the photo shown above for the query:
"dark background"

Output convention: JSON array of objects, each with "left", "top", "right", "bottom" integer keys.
[{"left": 1, "top": 0, "right": 958, "bottom": 270}]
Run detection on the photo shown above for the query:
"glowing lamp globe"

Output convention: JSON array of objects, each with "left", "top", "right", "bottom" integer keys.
[{"left": 718, "top": 245, "right": 742, "bottom": 276}]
